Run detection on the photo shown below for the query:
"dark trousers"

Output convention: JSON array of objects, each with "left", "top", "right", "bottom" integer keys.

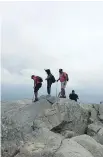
[
  {"left": 34, "top": 83, "right": 42, "bottom": 100},
  {"left": 47, "top": 80, "right": 52, "bottom": 95}
]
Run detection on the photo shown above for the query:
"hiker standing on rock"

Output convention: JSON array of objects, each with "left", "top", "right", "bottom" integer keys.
[
  {"left": 45, "top": 69, "right": 55, "bottom": 96},
  {"left": 31, "top": 75, "right": 43, "bottom": 102},
  {"left": 57, "top": 69, "right": 69, "bottom": 98},
  {"left": 69, "top": 90, "right": 79, "bottom": 102}
]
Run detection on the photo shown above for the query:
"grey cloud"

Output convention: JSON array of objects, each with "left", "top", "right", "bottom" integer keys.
[
  {"left": 2, "top": 52, "right": 57, "bottom": 74},
  {"left": 1, "top": 23, "right": 58, "bottom": 74}
]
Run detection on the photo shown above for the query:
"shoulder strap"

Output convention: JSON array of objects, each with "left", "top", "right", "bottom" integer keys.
[{"left": 63, "top": 72, "right": 66, "bottom": 77}]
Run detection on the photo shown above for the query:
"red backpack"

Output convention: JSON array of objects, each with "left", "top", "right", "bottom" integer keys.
[{"left": 37, "top": 76, "right": 43, "bottom": 82}]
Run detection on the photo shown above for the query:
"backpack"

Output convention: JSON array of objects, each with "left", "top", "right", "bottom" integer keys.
[
  {"left": 63, "top": 72, "right": 69, "bottom": 81},
  {"left": 51, "top": 74, "right": 56, "bottom": 83},
  {"left": 66, "top": 73, "right": 69, "bottom": 81},
  {"left": 37, "top": 76, "right": 43, "bottom": 82}
]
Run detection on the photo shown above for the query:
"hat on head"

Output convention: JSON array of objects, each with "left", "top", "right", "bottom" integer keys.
[
  {"left": 59, "top": 69, "right": 63, "bottom": 73},
  {"left": 45, "top": 69, "right": 51, "bottom": 74}
]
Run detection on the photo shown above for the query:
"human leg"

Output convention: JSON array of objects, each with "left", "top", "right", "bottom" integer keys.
[{"left": 34, "top": 83, "right": 42, "bottom": 101}]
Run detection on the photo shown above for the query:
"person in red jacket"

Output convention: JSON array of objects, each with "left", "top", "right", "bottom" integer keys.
[
  {"left": 31, "top": 75, "right": 42, "bottom": 102},
  {"left": 57, "top": 69, "right": 68, "bottom": 98}
]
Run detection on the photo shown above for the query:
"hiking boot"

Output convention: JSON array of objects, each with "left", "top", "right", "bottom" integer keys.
[
  {"left": 60, "top": 95, "right": 66, "bottom": 98},
  {"left": 63, "top": 95, "right": 66, "bottom": 98},
  {"left": 33, "top": 98, "right": 38, "bottom": 102},
  {"left": 60, "top": 96, "right": 63, "bottom": 98}
]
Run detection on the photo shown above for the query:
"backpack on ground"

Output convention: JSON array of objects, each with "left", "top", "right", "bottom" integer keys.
[
  {"left": 37, "top": 76, "right": 43, "bottom": 82},
  {"left": 51, "top": 74, "right": 56, "bottom": 83}
]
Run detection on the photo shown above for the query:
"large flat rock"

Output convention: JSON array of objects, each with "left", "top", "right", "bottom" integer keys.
[{"left": 1, "top": 99, "right": 52, "bottom": 126}]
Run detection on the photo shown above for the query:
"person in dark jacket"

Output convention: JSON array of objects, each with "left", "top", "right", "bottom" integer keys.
[
  {"left": 69, "top": 90, "right": 79, "bottom": 102},
  {"left": 45, "top": 69, "right": 54, "bottom": 95}
]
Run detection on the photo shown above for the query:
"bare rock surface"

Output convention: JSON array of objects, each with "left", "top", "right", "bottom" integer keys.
[{"left": 1, "top": 96, "right": 103, "bottom": 157}]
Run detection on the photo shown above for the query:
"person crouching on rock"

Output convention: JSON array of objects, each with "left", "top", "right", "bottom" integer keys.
[
  {"left": 31, "top": 75, "right": 43, "bottom": 102},
  {"left": 69, "top": 90, "right": 79, "bottom": 102},
  {"left": 57, "top": 69, "right": 69, "bottom": 98},
  {"left": 45, "top": 69, "right": 55, "bottom": 96}
]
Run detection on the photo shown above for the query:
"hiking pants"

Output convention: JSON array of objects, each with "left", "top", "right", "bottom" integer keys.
[
  {"left": 61, "top": 81, "right": 67, "bottom": 97},
  {"left": 47, "top": 80, "right": 52, "bottom": 95}
]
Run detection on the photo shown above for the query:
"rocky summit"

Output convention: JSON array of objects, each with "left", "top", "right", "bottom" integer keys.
[{"left": 1, "top": 96, "right": 103, "bottom": 157}]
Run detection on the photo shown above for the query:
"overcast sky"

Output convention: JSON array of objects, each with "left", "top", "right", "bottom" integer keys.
[{"left": 0, "top": 1, "right": 103, "bottom": 102}]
